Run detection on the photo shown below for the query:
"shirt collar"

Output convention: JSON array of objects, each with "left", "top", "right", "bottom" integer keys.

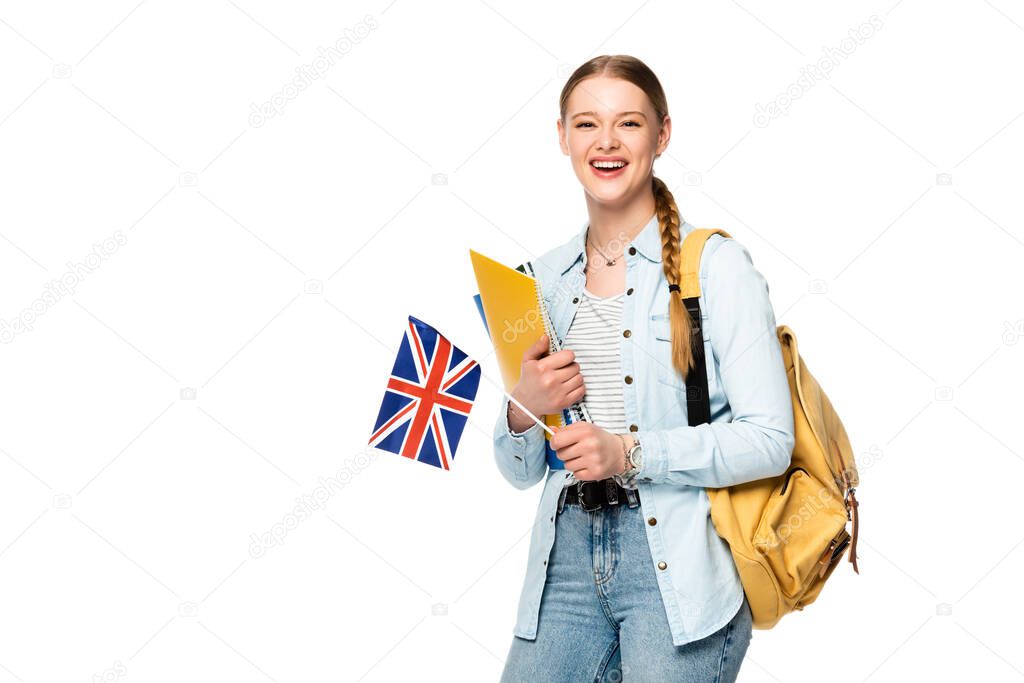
[{"left": 554, "top": 212, "right": 662, "bottom": 276}]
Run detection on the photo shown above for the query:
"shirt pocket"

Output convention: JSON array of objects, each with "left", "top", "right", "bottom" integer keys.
[{"left": 650, "top": 312, "right": 714, "bottom": 389}]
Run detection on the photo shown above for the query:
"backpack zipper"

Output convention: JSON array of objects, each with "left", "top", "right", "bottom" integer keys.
[{"left": 780, "top": 466, "right": 809, "bottom": 495}]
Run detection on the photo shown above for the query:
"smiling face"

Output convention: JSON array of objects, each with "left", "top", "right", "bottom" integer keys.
[{"left": 558, "top": 75, "right": 670, "bottom": 208}]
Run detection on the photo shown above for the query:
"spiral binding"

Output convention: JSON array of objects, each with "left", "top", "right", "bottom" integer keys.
[{"left": 521, "top": 261, "right": 592, "bottom": 427}]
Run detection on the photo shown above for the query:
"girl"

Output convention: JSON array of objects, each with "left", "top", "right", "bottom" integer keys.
[{"left": 494, "top": 55, "right": 795, "bottom": 682}]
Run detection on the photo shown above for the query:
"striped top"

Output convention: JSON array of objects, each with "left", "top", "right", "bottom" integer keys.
[
  {"left": 565, "top": 286, "right": 626, "bottom": 432},
  {"left": 563, "top": 286, "right": 630, "bottom": 465}
]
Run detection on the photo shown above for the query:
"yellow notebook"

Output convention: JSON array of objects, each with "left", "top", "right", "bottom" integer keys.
[{"left": 468, "top": 249, "right": 566, "bottom": 443}]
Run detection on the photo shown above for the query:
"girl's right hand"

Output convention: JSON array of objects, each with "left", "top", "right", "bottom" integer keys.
[{"left": 510, "top": 333, "right": 586, "bottom": 418}]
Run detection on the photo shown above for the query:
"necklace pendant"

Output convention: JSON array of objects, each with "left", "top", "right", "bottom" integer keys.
[{"left": 606, "top": 259, "right": 615, "bottom": 266}]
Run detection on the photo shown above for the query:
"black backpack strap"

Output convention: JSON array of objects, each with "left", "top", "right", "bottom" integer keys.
[
  {"left": 683, "top": 296, "right": 712, "bottom": 426},
  {"left": 678, "top": 228, "right": 731, "bottom": 427}
]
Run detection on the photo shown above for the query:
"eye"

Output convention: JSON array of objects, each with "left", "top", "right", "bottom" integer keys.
[{"left": 575, "top": 120, "right": 640, "bottom": 128}]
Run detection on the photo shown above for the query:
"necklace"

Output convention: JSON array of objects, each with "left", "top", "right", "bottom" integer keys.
[{"left": 586, "top": 228, "right": 622, "bottom": 267}]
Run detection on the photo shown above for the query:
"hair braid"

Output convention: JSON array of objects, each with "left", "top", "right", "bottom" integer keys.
[{"left": 653, "top": 176, "right": 695, "bottom": 380}]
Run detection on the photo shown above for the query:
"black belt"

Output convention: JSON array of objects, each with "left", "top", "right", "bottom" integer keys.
[{"left": 561, "top": 479, "right": 640, "bottom": 512}]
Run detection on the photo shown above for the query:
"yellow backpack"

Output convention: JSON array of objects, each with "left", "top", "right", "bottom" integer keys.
[{"left": 680, "top": 228, "right": 861, "bottom": 629}]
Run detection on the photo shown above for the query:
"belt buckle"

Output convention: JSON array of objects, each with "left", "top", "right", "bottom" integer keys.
[{"left": 576, "top": 481, "right": 602, "bottom": 512}]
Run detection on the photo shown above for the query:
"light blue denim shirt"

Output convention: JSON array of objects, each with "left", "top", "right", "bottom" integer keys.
[{"left": 493, "top": 212, "right": 795, "bottom": 647}]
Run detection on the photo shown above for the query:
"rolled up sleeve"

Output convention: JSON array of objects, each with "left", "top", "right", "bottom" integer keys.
[
  {"left": 493, "top": 394, "right": 549, "bottom": 489},
  {"left": 635, "top": 238, "right": 795, "bottom": 488}
]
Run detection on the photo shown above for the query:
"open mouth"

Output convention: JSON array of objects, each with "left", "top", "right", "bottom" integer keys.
[{"left": 590, "top": 159, "right": 628, "bottom": 178}]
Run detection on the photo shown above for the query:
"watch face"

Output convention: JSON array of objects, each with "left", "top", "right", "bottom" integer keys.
[{"left": 629, "top": 444, "right": 643, "bottom": 469}]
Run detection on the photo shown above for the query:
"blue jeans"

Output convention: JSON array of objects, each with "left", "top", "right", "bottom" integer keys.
[{"left": 501, "top": 490, "right": 753, "bottom": 682}]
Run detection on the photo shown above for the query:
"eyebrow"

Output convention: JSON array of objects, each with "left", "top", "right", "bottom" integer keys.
[{"left": 571, "top": 110, "right": 648, "bottom": 120}]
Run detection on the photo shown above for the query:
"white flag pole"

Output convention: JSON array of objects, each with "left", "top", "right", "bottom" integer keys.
[
  {"left": 505, "top": 392, "right": 557, "bottom": 437},
  {"left": 473, "top": 360, "right": 558, "bottom": 437}
]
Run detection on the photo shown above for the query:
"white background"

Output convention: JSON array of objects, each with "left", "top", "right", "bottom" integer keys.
[{"left": 1, "top": 1, "right": 1022, "bottom": 681}]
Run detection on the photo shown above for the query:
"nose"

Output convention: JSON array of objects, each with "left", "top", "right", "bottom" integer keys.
[{"left": 597, "top": 130, "right": 619, "bottom": 152}]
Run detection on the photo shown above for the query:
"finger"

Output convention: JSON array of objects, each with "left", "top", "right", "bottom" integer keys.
[
  {"left": 566, "top": 457, "right": 593, "bottom": 479},
  {"left": 556, "top": 444, "right": 582, "bottom": 464},
  {"left": 559, "top": 382, "right": 586, "bottom": 407},
  {"left": 523, "top": 334, "right": 549, "bottom": 362},
  {"left": 552, "top": 362, "right": 581, "bottom": 384},
  {"left": 560, "top": 371, "right": 584, "bottom": 391},
  {"left": 550, "top": 422, "right": 584, "bottom": 450},
  {"left": 541, "top": 348, "right": 576, "bottom": 371}
]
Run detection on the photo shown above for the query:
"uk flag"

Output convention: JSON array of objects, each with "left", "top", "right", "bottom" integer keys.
[{"left": 368, "top": 316, "right": 482, "bottom": 470}]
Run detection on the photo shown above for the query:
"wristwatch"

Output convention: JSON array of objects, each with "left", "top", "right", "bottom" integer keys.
[
  {"left": 620, "top": 437, "right": 643, "bottom": 482},
  {"left": 622, "top": 440, "right": 638, "bottom": 479}
]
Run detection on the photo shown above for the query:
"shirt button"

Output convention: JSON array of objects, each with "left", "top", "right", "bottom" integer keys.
[
  {"left": 572, "top": 297, "right": 579, "bottom": 304},
  {"left": 657, "top": 561, "right": 667, "bottom": 570},
  {"left": 623, "top": 329, "right": 631, "bottom": 338},
  {"left": 624, "top": 375, "right": 633, "bottom": 384},
  {"left": 626, "top": 287, "right": 634, "bottom": 296},
  {"left": 628, "top": 246, "right": 637, "bottom": 255},
  {"left": 648, "top": 517, "right": 657, "bottom": 526}
]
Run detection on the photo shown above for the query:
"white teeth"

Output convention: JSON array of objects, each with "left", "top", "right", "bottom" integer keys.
[{"left": 592, "top": 160, "right": 626, "bottom": 169}]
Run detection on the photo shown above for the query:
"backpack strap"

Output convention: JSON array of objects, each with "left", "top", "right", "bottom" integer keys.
[{"left": 677, "top": 228, "right": 731, "bottom": 427}]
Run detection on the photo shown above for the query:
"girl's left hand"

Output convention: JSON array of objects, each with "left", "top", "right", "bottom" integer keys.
[{"left": 549, "top": 421, "right": 624, "bottom": 481}]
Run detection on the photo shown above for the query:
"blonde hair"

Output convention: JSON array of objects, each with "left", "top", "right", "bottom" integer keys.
[{"left": 559, "top": 55, "right": 696, "bottom": 380}]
